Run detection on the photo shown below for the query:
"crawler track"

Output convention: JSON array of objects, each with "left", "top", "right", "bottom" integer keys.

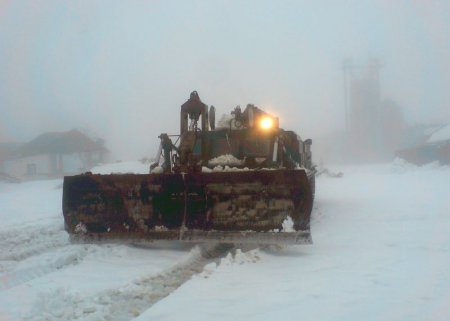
[{"left": 24, "top": 244, "right": 235, "bottom": 321}]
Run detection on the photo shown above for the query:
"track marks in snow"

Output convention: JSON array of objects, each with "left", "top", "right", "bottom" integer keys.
[
  {"left": 0, "top": 221, "right": 68, "bottom": 263},
  {"left": 0, "top": 221, "right": 108, "bottom": 291},
  {"left": 0, "top": 245, "right": 96, "bottom": 290},
  {"left": 24, "top": 244, "right": 237, "bottom": 321}
]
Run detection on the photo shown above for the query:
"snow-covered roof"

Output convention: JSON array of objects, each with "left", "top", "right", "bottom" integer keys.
[
  {"left": 427, "top": 124, "right": 450, "bottom": 144},
  {"left": 19, "top": 129, "right": 107, "bottom": 157}
]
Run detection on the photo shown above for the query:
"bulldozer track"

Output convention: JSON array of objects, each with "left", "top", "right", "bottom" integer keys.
[
  {"left": 0, "top": 220, "right": 104, "bottom": 291},
  {"left": 0, "top": 223, "right": 68, "bottom": 262},
  {"left": 0, "top": 245, "right": 96, "bottom": 290},
  {"left": 24, "top": 244, "right": 235, "bottom": 321}
]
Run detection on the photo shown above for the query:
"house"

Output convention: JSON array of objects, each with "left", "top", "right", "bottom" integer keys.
[
  {"left": 396, "top": 124, "right": 450, "bottom": 166},
  {"left": 1, "top": 129, "right": 109, "bottom": 179},
  {"left": 0, "top": 142, "right": 22, "bottom": 182}
]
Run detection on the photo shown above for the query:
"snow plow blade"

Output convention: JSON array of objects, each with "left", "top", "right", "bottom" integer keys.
[{"left": 63, "top": 170, "right": 313, "bottom": 245}]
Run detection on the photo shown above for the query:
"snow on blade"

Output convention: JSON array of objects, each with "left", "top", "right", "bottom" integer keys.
[
  {"left": 208, "top": 154, "right": 244, "bottom": 167},
  {"left": 281, "top": 216, "right": 295, "bottom": 232},
  {"left": 150, "top": 166, "right": 164, "bottom": 174},
  {"left": 208, "top": 165, "right": 251, "bottom": 172}
]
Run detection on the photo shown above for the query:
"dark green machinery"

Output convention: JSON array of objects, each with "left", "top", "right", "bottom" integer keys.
[{"left": 63, "top": 92, "right": 315, "bottom": 244}]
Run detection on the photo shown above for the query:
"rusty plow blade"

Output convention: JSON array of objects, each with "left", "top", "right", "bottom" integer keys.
[{"left": 63, "top": 170, "right": 313, "bottom": 245}]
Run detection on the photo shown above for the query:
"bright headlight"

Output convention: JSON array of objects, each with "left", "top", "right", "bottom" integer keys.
[{"left": 259, "top": 117, "right": 274, "bottom": 130}]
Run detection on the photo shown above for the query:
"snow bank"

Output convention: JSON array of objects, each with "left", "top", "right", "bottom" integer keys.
[
  {"left": 196, "top": 249, "right": 261, "bottom": 279},
  {"left": 390, "top": 157, "right": 448, "bottom": 173}
]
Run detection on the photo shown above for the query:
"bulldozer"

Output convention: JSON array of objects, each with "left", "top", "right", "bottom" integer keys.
[{"left": 63, "top": 91, "right": 315, "bottom": 245}]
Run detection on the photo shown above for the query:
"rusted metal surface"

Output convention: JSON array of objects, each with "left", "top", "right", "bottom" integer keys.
[
  {"left": 63, "top": 170, "right": 313, "bottom": 244},
  {"left": 180, "top": 230, "right": 312, "bottom": 244},
  {"left": 70, "top": 230, "right": 312, "bottom": 245}
]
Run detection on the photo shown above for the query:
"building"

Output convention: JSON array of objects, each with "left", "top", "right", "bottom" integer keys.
[
  {"left": 396, "top": 124, "right": 450, "bottom": 165},
  {"left": 1, "top": 129, "right": 108, "bottom": 180},
  {"left": 0, "top": 142, "right": 22, "bottom": 182}
]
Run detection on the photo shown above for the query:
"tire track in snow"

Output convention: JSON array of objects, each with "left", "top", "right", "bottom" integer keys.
[
  {"left": 0, "top": 220, "right": 107, "bottom": 291},
  {"left": 0, "top": 245, "right": 97, "bottom": 290},
  {"left": 0, "top": 222, "right": 69, "bottom": 262},
  {"left": 24, "top": 244, "right": 235, "bottom": 321}
]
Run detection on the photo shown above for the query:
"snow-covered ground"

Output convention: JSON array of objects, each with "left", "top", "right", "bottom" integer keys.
[{"left": 1, "top": 160, "right": 449, "bottom": 321}]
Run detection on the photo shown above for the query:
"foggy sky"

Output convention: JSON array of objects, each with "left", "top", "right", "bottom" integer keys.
[{"left": 0, "top": 0, "right": 449, "bottom": 159}]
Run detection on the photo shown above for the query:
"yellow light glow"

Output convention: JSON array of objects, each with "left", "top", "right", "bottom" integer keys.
[{"left": 260, "top": 117, "right": 274, "bottom": 130}]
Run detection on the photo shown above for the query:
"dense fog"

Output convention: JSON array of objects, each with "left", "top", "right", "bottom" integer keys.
[{"left": 0, "top": 0, "right": 448, "bottom": 162}]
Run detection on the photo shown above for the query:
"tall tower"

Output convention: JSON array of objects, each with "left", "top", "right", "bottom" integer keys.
[{"left": 344, "top": 59, "right": 383, "bottom": 161}]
